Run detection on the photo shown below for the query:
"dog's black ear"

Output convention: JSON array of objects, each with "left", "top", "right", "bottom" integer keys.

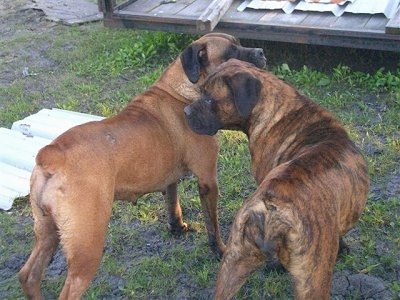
[
  {"left": 180, "top": 44, "right": 207, "bottom": 83},
  {"left": 230, "top": 73, "right": 261, "bottom": 118}
]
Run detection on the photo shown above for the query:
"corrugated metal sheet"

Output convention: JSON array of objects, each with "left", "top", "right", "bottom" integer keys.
[
  {"left": 241, "top": 0, "right": 400, "bottom": 18},
  {"left": 345, "top": 0, "right": 400, "bottom": 17},
  {"left": 0, "top": 109, "right": 104, "bottom": 210}
]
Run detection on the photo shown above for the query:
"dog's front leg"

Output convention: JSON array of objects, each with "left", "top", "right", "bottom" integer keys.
[{"left": 165, "top": 182, "right": 189, "bottom": 234}]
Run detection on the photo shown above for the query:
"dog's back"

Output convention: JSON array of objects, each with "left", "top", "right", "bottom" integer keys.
[{"left": 247, "top": 85, "right": 369, "bottom": 233}]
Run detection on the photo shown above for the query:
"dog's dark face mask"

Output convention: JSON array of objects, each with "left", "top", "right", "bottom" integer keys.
[
  {"left": 184, "top": 70, "right": 261, "bottom": 136},
  {"left": 184, "top": 94, "right": 222, "bottom": 136},
  {"left": 224, "top": 44, "right": 266, "bottom": 70}
]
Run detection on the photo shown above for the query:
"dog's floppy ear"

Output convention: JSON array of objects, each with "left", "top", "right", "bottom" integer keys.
[
  {"left": 229, "top": 72, "right": 261, "bottom": 118},
  {"left": 180, "top": 44, "right": 208, "bottom": 83}
]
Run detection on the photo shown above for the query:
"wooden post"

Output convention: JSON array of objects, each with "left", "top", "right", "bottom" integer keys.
[
  {"left": 197, "top": 0, "right": 234, "bottom": 32},
  {"left": 98, "top": 0, "right": 116, "bottom": 14}
]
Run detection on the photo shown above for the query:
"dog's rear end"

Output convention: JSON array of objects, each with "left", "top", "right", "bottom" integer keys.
[
  {"left": 19, "top": 129, "right": 116, "bottom": 299},
  {"left": 18, "top": 146, "right": 63, "bottom": 299},
  {"left": 214, "top": 146, "right": 369, "bottom": 299}
]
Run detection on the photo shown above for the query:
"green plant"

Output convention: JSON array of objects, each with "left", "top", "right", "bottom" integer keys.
[
  {"left": 333, "top": 64, "right": 400, "bottom": 91},
  {"left": 55, "top": 97, "right": 79, "bottom": 110},
  {"left": 57, "top": 27, "right": 192, "bottom": 77},
  {"left": 275, "top": 63, "right": 331, "bottom": 88}
]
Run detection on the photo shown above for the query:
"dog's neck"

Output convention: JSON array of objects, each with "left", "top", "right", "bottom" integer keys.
[{"left": 156, "top": 60, "right": 202, "bottom": 105}]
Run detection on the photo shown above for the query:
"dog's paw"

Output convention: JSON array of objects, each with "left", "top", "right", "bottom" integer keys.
[
  {"left": 207, "top": 240, "right": 226, "bottom": 259},
  {"left": 169, "top": 222, "right": 196, "bottom": 235},
  {"left": 338, "top": 237, "right": 350, "bottom": 257}
]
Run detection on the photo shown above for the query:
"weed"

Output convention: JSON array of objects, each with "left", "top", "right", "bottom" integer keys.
[
  {"left": 332, "top": 64, "right": 400, "bottom": 91},
  {"left": 55, "top": 26, "right": 192, "bottom": 78},
  {"left": 56, "top": 97, "right": 80, "bottom": 110},
  {"left": 275, "top": 63, "right": 331, "bottom": 88}
]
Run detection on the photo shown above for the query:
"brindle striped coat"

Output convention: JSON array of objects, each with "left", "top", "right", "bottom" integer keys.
[{"left": 184, "top": 59, "right": 370, "bottom": 300}]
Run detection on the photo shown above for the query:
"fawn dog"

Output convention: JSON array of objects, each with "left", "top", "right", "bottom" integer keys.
[{"left": 19, "top": 35, "right": 266, "bottom": 299}]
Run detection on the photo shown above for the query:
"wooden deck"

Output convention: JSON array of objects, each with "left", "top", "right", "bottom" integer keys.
[{"left": 99, "top": 0, "right": 400, "bottom": 52}]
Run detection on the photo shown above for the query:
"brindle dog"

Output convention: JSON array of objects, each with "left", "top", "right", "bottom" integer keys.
[
  {"left": 184, "top": 59, "right": 369, "bottom": 300},
  {"left": 19, "top": 35, "right": 266, "bottom": 299}
]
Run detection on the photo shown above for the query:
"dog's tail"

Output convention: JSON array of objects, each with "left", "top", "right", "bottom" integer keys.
[
  {"left": 35, "top": 144, "right": 65, "bottom": 177},
  {"left": 30, "top": 144, "right": 66, "bottom": 216}
]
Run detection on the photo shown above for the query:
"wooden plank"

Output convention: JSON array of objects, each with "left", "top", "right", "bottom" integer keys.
[
  {"left": 197, "top": 0, "right": 235, "bottom": 32},
  {"left": 117, "top": 10, "right": 197, "bottom": 24},
  {"left": 151, "top": 0, "right": 197, "bottom": 16},
  {"left": 259, "top": 11, "right": 279, "bottom": 23},
  {"left": 103, "top": 14, "right": 201, "bottom": 33},
  {"left": 115, "top": 0, "right": 136, "bottom": 11},
  {"left": 298, "top": 12, "right": 338, "bottom": 28},
  {"left": 63, "top": 14, "right": 103, "bottom": 25},
  {"left": 364, "top": 15, "right": 388, "bottom": 31},
  {"left": 386, "top": 6, "right": 400, "bottom": 34},
  {"left": 179, "top": 0, "right": 210, "bottom": 17},
  {"left": 215, "top": 17, "right": 400, "bottom": 51},
  {"left": 267, "top": 11, "right": 309, "bottom": 26},
  {"left": 331, "top": 13, "right": 371, "bottom": 30},
  {"left": 123, "top": 0, "right": 165, "bottom": 13}
]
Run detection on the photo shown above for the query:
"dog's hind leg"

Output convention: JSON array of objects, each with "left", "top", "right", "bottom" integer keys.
[
  {"left": 19, "top": 193, "right": 60, "bottom": 299},
  {"left": 57, "top": 193, "right": 113, "bottom": 300},
  {"left": 288, "top": 236, "right": 339, "bottom": 300},
  {"left": 338, "top": 236, "right": 350, "bottom": 256},
  {"left": 165, "top": 182, "right": 189, "bottom": 234},
  {"left": 214, "top": 246, "right": 265, "bottom": 299}
]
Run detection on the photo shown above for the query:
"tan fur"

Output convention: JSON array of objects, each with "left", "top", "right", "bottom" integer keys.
[
  {"left": 184, "top": 60, "right": 369, "bottom": 300},
  {"left": 18, "top": 36, "right": 266, "bottom": 299}
]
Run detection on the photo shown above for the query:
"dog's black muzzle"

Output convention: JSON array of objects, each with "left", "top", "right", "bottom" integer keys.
[{"left": 184, "top": 101, "right": 222, "bottom": 136}]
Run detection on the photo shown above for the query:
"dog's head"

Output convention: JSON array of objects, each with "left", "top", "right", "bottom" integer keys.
[
  {"left": 180, "top": 33, "right": 266, "bottom": 84},
  {"left": 184, "top": 59, "right": 262, "bottom": 135}
]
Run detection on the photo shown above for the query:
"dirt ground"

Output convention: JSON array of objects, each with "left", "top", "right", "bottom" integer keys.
[{"left": 0, "top": 0, "right": 399, "bottom": 299}]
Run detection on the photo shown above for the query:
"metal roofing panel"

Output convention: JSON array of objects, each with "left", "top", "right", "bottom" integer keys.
[
  {"left": 11, "top": 108, "right": 104, "bottom": 140},
  {"left": 345, "top": 0, "right": 400, "bottom": 18},
  {"left": 243, "top": 0, "right": 295, "bottom": 12},
  {"left": 0, "top": 109, "right": 104, "bottom": 210},
  {"left": 303, "top": 0, "right": 350, "bottom": 4},
  {"left": 294, "top": 1, "right": 347, "bottom": 16},
  {"left": 241, "top": 0, "right": 400, "bottom": 18}
]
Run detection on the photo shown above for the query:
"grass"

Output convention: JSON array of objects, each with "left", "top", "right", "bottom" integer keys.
[
  {"left": 0, "top": 23, "right": 192, "bottom": 128},
  {"left": 0, "top": 18, "right": 399, "bottom": 299}
]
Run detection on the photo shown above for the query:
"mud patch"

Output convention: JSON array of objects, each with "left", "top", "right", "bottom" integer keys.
[{"left": 332, "top": 271, "right": 394, "bottom": 299}]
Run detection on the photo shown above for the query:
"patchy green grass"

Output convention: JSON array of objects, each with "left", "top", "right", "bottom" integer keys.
[
  {"left": 0, "top": 22, "right": 192, "bottom": 128},
  {"left": 0, "top": 16, "right": 399, "bottom": 300}
]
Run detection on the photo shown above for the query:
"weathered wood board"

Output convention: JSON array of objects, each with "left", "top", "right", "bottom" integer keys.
[{"left": 99, "top": 0, "right": 400, "bottom": 51}]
